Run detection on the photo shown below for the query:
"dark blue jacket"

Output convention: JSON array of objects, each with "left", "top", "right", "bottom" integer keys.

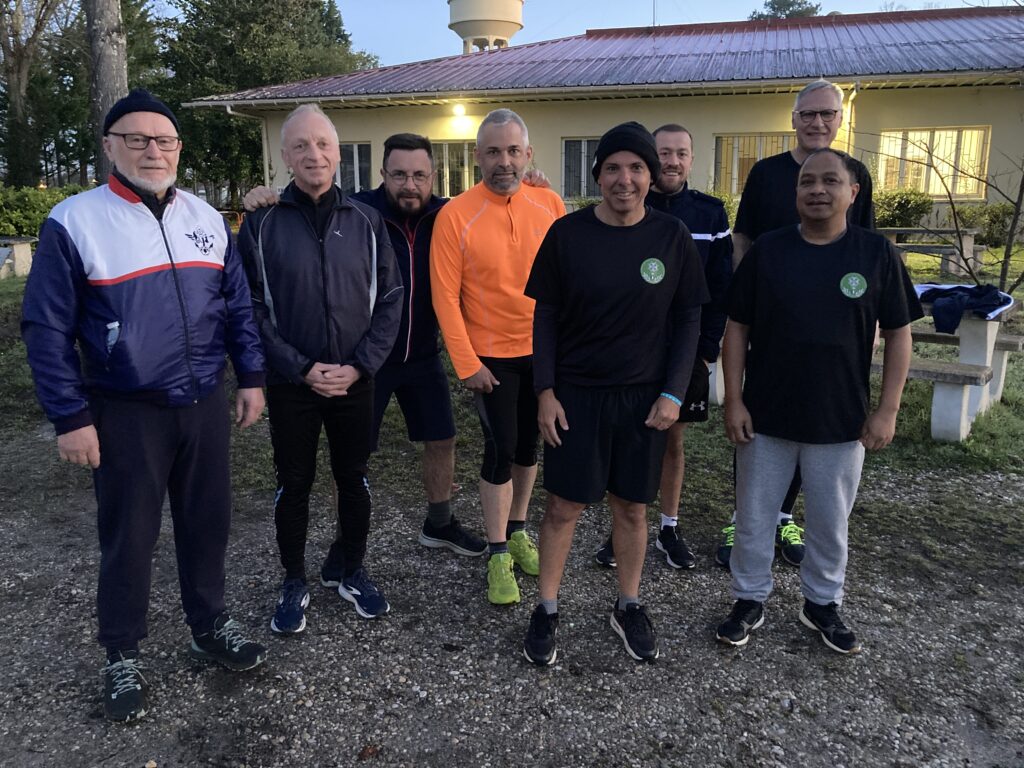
[
  {"left": 21, "top": 179, "right": 266, "bottom": 435},
  {"left": 647, "top": 185, "right": 733, "bottom": 361},
  {"left": 351, "top": 185, "right": 447, "bottom": 365},
  {"left": 238, "top": 183, "right": 403, "bottom": 386}
]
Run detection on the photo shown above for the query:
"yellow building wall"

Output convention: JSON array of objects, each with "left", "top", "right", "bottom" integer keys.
[{"left": 258, "top": 85, "right": 1023, "bottom": 205}]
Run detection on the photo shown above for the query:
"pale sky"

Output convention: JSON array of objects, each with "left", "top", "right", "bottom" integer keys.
[{"left": 338, "top": 0, "right": 955, "bottom": 66}]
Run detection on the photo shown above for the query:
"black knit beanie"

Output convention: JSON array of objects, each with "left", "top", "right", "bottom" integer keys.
[
  {"left": 591, "top": 121, "right": 660, "bottom": 182},
  {"left": 103, "top": 89, "right": 180, "bottom": 134}
]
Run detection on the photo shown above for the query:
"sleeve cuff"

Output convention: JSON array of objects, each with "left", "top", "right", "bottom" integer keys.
[
  {"left": 235, "top": 371, "right": 266, "bottom": 389},
  {"left": 53, "top": 408, "right": 93, "bottom": 436}
]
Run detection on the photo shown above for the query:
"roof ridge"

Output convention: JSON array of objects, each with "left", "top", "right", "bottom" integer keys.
[{"left": 585, "top": 5, "right": 1023, "bottom": 37}]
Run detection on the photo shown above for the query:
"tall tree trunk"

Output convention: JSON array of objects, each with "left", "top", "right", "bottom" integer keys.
[{"left": 84, "top": 0, "right": 128, "bottom": 183}]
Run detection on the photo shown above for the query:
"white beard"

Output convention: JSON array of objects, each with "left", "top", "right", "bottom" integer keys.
[{"left": 120, "top": 170, "right": 177, "bottom": 196}]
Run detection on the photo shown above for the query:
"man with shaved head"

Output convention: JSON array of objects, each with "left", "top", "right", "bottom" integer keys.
[{"left": 239, "top": 104, "right": 403, "bottom": 633}]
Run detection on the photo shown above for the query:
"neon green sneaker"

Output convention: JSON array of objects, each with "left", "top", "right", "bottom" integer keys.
[
  {"left": 715, "top": 523, "right": 735, "bottom": 570},
  {"left": 487, "top": 552, "right": 520, "bottom": 605},
  {"left": 507, "top": 530, "right": 540, "bottom": 576},
  {"left": 775, "top": 520, "right": 806, "bottom": 566}
]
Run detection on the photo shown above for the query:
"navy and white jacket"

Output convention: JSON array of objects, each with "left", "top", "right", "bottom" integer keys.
[
  {"left": 350, "top": 185, "right": 446, "bottom": 365},
  {"left": 647, "top": 185, "right": 733, "bottom": 362},
  {"left": 21, "top": 176, "right": 266, "bottom": 435},
  {"left": 238, "top": 183, "right": 403, "bottom": 386}
]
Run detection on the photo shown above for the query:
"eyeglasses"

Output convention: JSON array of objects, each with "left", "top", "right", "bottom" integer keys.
[
  {"left": 107, "top": 132, "right": 181, "bottom": 151},
  {"left": 795, "top": 109, "right": 840, "bottom": 125},
  {"left": 385, "top": 170, "right": 433, "bottom": 186}
]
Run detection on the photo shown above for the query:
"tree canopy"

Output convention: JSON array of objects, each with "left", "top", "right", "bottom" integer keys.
[
  {"left": 1, "top": 0, "right": 376, "bottom": 200},
  {"left": 749, "top": 0, "right": 821, "bottom": 20}
]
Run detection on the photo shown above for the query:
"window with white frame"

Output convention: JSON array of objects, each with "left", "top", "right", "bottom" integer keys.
[
  {"left": 562, "top": 138, "right": 601, "bottom": 198},
  {"left": 714, "top": 133, "right": 796, "bottom": 195},
  {"left": 877, "top": 127, "right": 989, "bottom": 199},
  {"left": 433, "top": 142, "right": 481, "bottom": 198},
  {"left": 336, "top": 142, "right": 372, "bottom": 195}
]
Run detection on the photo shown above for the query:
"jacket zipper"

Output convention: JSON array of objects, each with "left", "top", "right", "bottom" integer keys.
[{"left": 158, "top": 220, "right": 199, "bottom": 401}]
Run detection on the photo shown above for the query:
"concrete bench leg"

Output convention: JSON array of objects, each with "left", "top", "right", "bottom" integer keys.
[
  {"left": 959, "top": 319, "right": 997, "bottom": 418},
  {"left": 931, "top": 382, "right": 971, "bottom": 441},
  {"left": 707, "top": 359, "right": 725, "bottom": 407},
  {"left": 989, "top": 349, "right": 1010, "bottom": 404}
]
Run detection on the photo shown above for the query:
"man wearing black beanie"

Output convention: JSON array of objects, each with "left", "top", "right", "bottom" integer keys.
[
  {"left": 522, "top": 122, "right": 709, "bottom": 664},
  {"left": 22, "top": 89, "right": 268, "bottom": 722}
]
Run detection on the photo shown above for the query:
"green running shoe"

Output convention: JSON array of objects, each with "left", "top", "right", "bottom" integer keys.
[
  {"left": 507, "top": 530, "right": 540, "bottom": 576},
  {"left": 487, "top": 552, "right": 520, "bottom": 605}
]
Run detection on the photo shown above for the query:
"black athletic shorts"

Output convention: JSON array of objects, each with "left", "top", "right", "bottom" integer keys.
[
  {"left": 474, "top": 355, "right": 539, "bottom": 484},
  {"left": 543, "top": 382, "right": 667, "bottom": 505},
  {"left": 678, "top": 358, "right": 711, "bottom": 424},
  {"left": 371, "top": 354, "right": 456, "bottom": 451}
]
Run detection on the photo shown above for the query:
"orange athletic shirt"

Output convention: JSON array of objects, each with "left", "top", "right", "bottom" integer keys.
[{"left": 430, "top": 181, "right": 566, "bottom": 379}]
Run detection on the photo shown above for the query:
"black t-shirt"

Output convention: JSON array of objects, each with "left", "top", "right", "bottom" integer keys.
[
  {"left": 728, "top": 225, "right": 923, "bottom": 443},
  {"left": 734, "top": 151, "right": 875, "bottom": 240},
  {"left": 525, "top": 205, "right": 709, "bottom": 391}
]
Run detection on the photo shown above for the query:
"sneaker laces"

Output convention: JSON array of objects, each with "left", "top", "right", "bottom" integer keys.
[
  {"left": 721, "top": 524, "right": 735, "bottom": 546},
  {"left": 778, "top": 521, "right": 804, "bottom": 545},
  {"left": 280, "top": 579, "right": 307, "bottom": 609},
  {"left": 213, "top": 618, "right": 252, "bottom": 653},
  {"left": 104, "top": 655, "right": 146, "bottom": 697},
  {"left": 812, "top": 602, "right": 848, "bottom": 632},
  {"left": 346, "top": 568, "right": 381, "bottom": 597},
  {"left": 623, "top": 605, "right": 654, "bottom": 637}
]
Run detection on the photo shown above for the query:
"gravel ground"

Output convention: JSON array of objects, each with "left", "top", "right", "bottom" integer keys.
[{"left": 1, "top": 423, "right": 1022, "bottom": 768}]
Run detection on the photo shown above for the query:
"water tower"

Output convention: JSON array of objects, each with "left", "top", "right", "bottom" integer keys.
[{"left": 449, "top": 0, "right": 524, "bottom": 54}]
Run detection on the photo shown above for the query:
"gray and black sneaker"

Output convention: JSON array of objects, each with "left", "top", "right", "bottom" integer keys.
[
  {"left": 799, "top": 600, "right": 862, "bottom": 654},
  {"left": 610, "top": 603, "right": 659, "bottom": 661},
  {"left": 419, "top": 516, "right": 487, "bottom": 556},
  {"left": 594, "top": 536, "right": 616, "bottom": 568},
  {"left": 523, "top": 605, "right": 559, "bottom": 666},
  {"left": 189, "top": 615, "right": 268, "bottom": 671},
  {"left": 716, "top": 599, "right": 765, "bottom": 647},
  {"left": 656, "top": 525, "right": 696, "bottom": 569},
  {"left": 102, "top": 651, "right": 147, "bottom": 722}
]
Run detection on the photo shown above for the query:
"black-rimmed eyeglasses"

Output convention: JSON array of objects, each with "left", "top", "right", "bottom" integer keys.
[
  {"left": 385, "top": 170, "right": 434, "bottom": 186},
  {"left": 107, "top": 132, "right": 181, "bottom": 151},
  {"left": 794, "top": 109, "right": 840, "bottom": 124}
]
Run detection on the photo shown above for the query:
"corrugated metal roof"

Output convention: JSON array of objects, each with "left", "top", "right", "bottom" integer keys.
[{"left": 190, "top": 7, "right": 1024, "bottom": 107}]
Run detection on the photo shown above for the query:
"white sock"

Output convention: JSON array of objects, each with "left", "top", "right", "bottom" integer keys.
[
  {"left": 660, "top": 514, "right": 678, "bottom": 529},
  {"left": 778, "top": 513, "right": 793, "bottom": 526}
]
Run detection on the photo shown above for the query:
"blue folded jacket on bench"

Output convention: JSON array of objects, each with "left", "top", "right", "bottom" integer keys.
[{"left": 916, "top": 284, "right": 1013, "bottom": 333}]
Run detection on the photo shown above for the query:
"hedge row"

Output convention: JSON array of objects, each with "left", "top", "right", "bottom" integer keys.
[{"left": 0, "top": 186, "right": 84, "bottom": 238}]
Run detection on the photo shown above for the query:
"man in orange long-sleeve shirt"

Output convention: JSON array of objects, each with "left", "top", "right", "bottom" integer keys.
[{"left": 431, "top": 108, "right": 566, "bottom": 605}]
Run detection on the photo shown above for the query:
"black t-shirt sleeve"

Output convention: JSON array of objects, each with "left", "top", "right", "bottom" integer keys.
[
  {"left": 524, "top": 226, "right": 562, "bottom": 304},
  {"left": 733, "top": 162, "right": 762, "bottom": 238},
  {"left": 878, "top": 241, "right": 925, "bottom": 330},
  {"left": 727, "top": 244, "right": 759, "bottom": 325}
]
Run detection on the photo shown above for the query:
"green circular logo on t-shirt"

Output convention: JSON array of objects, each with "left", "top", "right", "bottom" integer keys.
[
  {"left": 840, "top": 272, "right": 868, "bottom": 298},
  {"left": 641, "top": 258, "right": 666, "bottom": 284}
]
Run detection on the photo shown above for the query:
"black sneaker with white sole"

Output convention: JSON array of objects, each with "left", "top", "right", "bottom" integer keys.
[
  {"left": 594, "top": 536, "right": 616, "bottom": 568},
  {"left": 799, "top": 600, "right": 862, "bottom": 654},
  {"left": 716, "top": 599, "right": 765, "bottom": 647},
  {"left": 189, "top": 614, "right": 268, "bottom": 671},
  {"left": 523, "top": 605, "right": 559, "bottom": 666},
  {"left": 610, "top": 603, "right": 659, "bottom": 661},
  {"left": 655, "top": 525, "right": 696, "bottom": 569},
  {"left": 418, "top": 516, "right": 487, "bottom": 556},
  {"left": 102, "top": 651, "right": 147, "bottom": 722}
]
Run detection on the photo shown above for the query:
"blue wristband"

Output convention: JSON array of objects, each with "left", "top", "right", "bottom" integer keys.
[{"left": 660, "top": 392, "right": 682, "bottom": 407}]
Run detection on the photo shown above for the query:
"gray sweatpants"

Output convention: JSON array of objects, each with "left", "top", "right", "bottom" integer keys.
[{"left": 731, "top": 434, "right": 865, "bottom": 606}]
